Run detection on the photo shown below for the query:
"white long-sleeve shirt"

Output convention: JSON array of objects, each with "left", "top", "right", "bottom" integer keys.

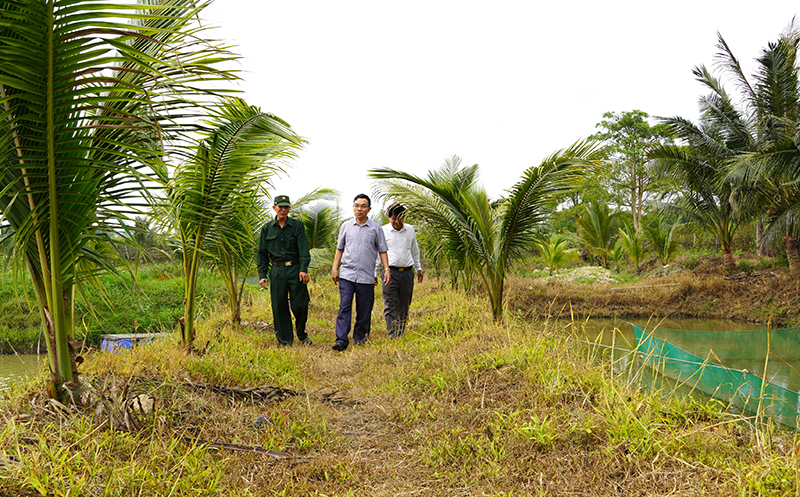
[{"left": 375, "top": 223, "right": 422, "bottom": 275}]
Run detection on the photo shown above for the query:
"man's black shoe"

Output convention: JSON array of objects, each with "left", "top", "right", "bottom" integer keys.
[{"left": 332, "top": 341, "right": 347, "bottom": 352}]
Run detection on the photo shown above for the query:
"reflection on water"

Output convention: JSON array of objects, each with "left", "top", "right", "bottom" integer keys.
[
  {"left": 567, "top": 317, "right": 800, "bottom": 428},
  {"left": 559, "top": 316, "right": 761, "bottom": 350},
  {"left": 0, "top": 354, "right": 42, "bottom": 391}
]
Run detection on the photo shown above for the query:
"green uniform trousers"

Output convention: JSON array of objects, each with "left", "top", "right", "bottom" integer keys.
[{"left": 269, "top": 264, "right": 310, "bottom": 345}]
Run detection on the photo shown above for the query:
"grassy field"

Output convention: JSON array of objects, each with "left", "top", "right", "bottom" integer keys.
[{"left": 1, "top": 271, "right": 798, "bottom": 496}]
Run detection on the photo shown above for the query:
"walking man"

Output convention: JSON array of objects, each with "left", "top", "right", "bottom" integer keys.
[
  {"left": 379, "top": 204, "right": 423, "bottom": 337},
  {"left": 257, "top": 195, "right": 312, "bottom": 346},
  {"left": 331, "top": 194, "right": 390, "bottom": 351}
]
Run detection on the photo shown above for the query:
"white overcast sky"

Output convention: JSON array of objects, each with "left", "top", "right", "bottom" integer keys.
[{"left": 206, "top": 1, "right": 800, "bottom": 211}]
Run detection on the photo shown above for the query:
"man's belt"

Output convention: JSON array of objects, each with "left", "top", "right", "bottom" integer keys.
[
  {"left": 389, "top": 266, "right": 414, "bottom": 272},
  {"left": 272, "top": 260, "right": 299, "bottom": 267}
]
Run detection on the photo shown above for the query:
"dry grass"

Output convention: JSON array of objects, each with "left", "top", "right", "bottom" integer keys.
[
  {"left": 509, "top": 263, "right": 800, "bottom": 327},
  {"left": 0, "top": 276, "right": 798, "bottom": 495}
]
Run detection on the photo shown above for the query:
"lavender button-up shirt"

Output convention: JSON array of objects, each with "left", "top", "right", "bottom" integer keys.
[{"left": 336, "top": 218, "right": 388, "bottom": 284}]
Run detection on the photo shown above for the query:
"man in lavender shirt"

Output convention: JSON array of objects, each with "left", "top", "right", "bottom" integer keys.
[{"left": 331, "top": 194, "right": 391, "bottom": 351}]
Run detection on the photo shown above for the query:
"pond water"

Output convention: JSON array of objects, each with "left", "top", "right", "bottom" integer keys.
[
  {"left": 558, "top": 316, "right": 765, "bottom": 349},
  {"left": 565, "top": 317, "right": 800, "bottom": 427},
  {"left": 0, "top": 354, "right": 43, "bottom": 392}
]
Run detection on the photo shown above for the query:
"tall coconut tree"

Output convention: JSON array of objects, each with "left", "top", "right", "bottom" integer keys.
[
  {"left": 730, "top": 29, "right": 800, "bottom": 278},
  {"left": 370, "top": 141, "right": 602, "bottom": 321},
  {"left": 0, "top": 0, "right": 238, "bottom": 398},
  {"left": 158, "top": 98, "right": 302, "bottom": 348},
  {"left": 700, "top": 25, "right": 800, "bottom": 277},
  {"left": 649, "top": 137, "right": 744, "bottom": 270}
]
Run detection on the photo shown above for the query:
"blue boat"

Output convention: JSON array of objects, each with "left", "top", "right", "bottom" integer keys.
[{"left": 100, "top": 333, "right": 169, "bottom": 353}]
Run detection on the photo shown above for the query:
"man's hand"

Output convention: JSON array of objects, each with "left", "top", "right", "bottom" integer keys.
[
  {"left": 259, "top": 278, "right": 268, "bottom": 289},
  {"left": 417, "top": 270, "right": 424, "bottom": 283},
  {"left": 382, "top": 268, "right": 391, "bottom": 285},
  {"left": 299, "top": 271, "right": 309, "bottom": 284},
  {"left": 331, "top": 268, "right": 339, "bottom": 284}
]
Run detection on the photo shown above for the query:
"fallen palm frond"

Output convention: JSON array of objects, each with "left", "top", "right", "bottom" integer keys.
[
  {"left": 183, "top": 379, "right": 299, "bottom": 402},
  {"left": 314, "top": 389, "right": 363, "bottom": 407}
]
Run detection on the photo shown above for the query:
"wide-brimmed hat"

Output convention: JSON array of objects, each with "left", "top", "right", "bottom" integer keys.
[{"left": 274, "top": 195, "right": 291, "bottom": 207}]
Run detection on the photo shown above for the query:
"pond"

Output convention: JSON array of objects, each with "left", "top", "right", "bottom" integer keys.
[
  {"left": 564, "top": 317, "right": 800, "bottom": 427},
  {"left": 0, "top": 354, "right": 43, "bottom": 392}
]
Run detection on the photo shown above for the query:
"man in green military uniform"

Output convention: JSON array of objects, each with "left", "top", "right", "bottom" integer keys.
[{"left": 257, "top": 195, "right": 312, "bottom": 346}]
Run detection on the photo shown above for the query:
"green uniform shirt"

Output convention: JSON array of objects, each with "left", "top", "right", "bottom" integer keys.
[{"left": 257, "top": 217, "right": 311, "bottom": 278}]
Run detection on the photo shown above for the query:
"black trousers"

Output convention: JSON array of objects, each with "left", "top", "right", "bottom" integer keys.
[
  {"left": 335, "top": 279, "right": 374, "bottom": 345},
  {"left": 269, "top": 265, "right": 310, "bottom": 345},
  {"left": 382, "top": 267, "right": 415, "bottom": 337}
]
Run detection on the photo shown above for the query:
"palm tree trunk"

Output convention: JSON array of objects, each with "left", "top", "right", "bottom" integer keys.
[
  {"left": 28, "top": 268, "right": 68, "bottom": 399},
  {"left": 786, "top": 235, "right": 800, "bottom": 280},
  {"left": 722, "top": 247, "right": 735, "bottom": 270},
  {"left": 183, "top": 277, "right": 197, "bottom": 350},
  {"left": 487, "top": 274, "right": 505, "bottom": 322},
  {"left": 232, "top": 275, "right": 246, "bottom": 327},
  {"left": 721, "top": 231, "right": 735, "bottom": 270},
  {"left": 183, "top": 245, "right": 202, "bottom": 350}
]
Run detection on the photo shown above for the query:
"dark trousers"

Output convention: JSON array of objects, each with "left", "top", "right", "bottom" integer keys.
[
  {"left": 269, "top": 265, "right": 310, "bottom": 345},
  {"left": 335, "top": 278, "right": 374, "bottom": 345},
  {"left": 382, "top": 267, "right": 415, "bottom": 337}
]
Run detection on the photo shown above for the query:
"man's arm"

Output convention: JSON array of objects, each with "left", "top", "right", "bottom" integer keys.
[
  {"left": 379, "top": 251, "right": 390, "bottom": 285},
  {"left": 332, "top": 223, "right": 347, "bottom": 284},
  {"left": 256, "top": 226, "right": 270, "bottom": 289},
  {"left": 410, "top": 226, "right": 423, "bottom": 283},
  {"left": 331, "top": 248, "right": 344, "bottom": 284},
  {"left": 296, "top": 220, "right": 311, "bottom": 285}
]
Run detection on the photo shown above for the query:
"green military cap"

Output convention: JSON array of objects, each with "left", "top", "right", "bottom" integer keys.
[{"left": 274, "top": 195, "right": 291, "bottom": 207}]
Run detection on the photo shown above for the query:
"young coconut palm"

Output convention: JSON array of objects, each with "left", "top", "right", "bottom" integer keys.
[
  {"left": 0, "top": 0, "right": 238, "bottom": 398},
  {"left": 289, "top": 187, "right": 342, "bottom": 275},
  {"left": 642, "top": 213, "right": 684, "bottom": 266},
  {"left": 370, "top": 141, "right": 602, "bottom": 321},
  {"left": 203, "top": 194, "right": 269, "bottom": 328},
  {"left": 574, "top": 202, "right": 622, "bottom": 269},
  {"left": 159, "top": 98, "right": 302, "bottom": 349},
  {"left": 290, "top": 187, "right": 342, "bottom": 249},
  {"left": 618, "top": 221, "right": 646, "bottom": 274},
  {"left": 534, "top": 233, "right": 574, "bottom": 276}
]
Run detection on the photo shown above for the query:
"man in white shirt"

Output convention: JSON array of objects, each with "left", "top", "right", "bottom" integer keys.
[{"left": 379, "top": 204, "right": 423, "bottom": 337}]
